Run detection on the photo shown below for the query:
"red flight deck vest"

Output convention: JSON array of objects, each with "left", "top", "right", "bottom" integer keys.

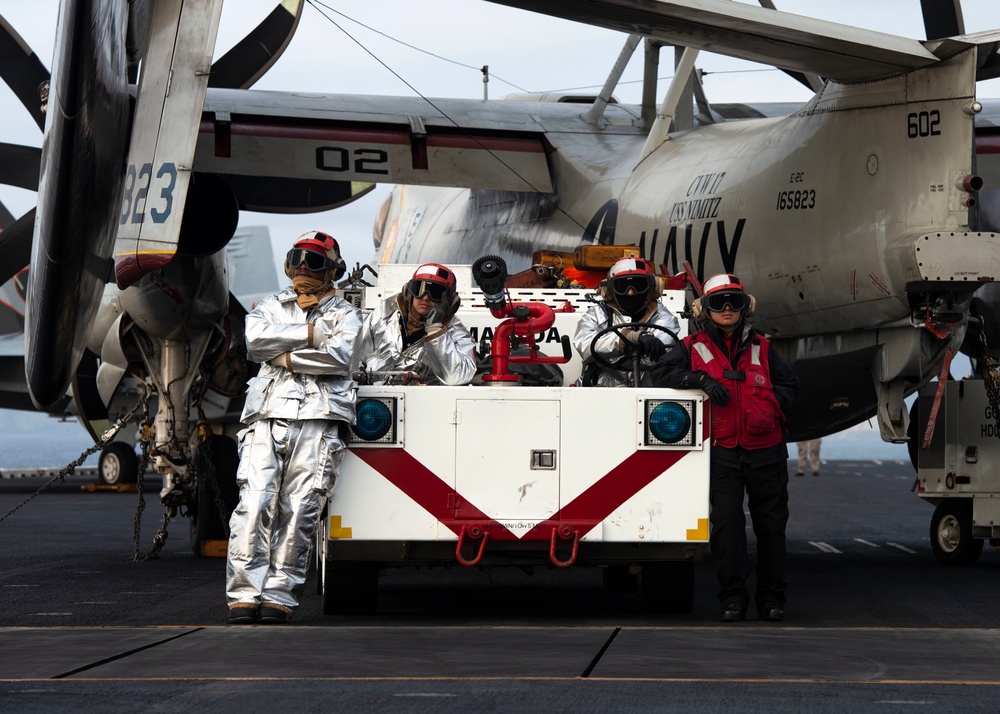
[{"left": 685, "top": 330, "right": 786, "bottom": 450}]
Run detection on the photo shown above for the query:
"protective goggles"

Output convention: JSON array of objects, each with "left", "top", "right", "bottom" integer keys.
[
  {"left": 704, "top": 291, "right": 749, "bottom": 312},
  {"left": 287, "top": 248, "right": 332, "bottom": 272},
  {"left": 611, "top": 275, "right": 651, "bottom": 296},
  {"left": 407, "top": 279, "right": 447, "bottom": 302}
]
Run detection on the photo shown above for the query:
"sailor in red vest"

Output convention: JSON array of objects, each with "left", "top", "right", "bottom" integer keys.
[{"left": 649, "top": 273, "right": 799, "bottom": 622}]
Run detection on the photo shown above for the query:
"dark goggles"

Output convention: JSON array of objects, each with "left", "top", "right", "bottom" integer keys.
[
  {"left": 705, "top": 291, "right": 748, "bottom": 312},
  {"left": 287, "top": 248, "right": 332, "bottom": 272},
  {"left": 407, "top": 279, "right": 447, "bottom": 302},
  {"left": 611, "top": 275, "right": 651, "bottom": 296}
]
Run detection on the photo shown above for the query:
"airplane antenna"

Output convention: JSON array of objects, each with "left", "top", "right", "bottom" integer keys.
[
  {"left": 482, "top": 65, "right": 489, "bottom": 100},
  {"left": 308, "top": 0, "right": 592, "bottom": 234},
  {"left": 584, "top": 34, "right": 641, "bottom": 127}
]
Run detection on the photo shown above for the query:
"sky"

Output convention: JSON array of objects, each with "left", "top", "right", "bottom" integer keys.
[{"left": 0, "top": 0, "right": 998, "bottom": 271}]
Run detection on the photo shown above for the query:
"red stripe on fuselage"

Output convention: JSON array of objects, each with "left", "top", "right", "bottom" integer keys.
[{"left": 200, "top": 118, "right": 546, "bottom": 153}]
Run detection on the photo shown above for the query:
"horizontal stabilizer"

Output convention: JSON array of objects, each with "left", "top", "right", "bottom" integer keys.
[{"left": 487, "top": 0, "right": 970, "bottom": 83}]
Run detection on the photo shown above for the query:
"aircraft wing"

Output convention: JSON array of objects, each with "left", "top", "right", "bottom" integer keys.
[
  {"left": 193, "top": 89, "right": 603, "bottom": 199},
  {"left": 484, "top": 0, "right": 1000, "bottom": 83}
]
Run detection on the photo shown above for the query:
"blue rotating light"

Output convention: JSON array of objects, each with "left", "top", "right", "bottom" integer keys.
[
  {"left": 353, "top": 398, "right": 394, "bottom": 441},
  {"left": 648, "top": 401, "right": 691, "bottom": 445}
]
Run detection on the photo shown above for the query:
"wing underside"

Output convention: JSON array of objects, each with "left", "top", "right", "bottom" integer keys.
[{"left": 486, "top": 0, "right": 1000, "bottom": 83}]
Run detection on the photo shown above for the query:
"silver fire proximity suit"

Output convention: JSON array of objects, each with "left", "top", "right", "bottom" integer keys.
[
  {"left": 573, "top": 301, "right": 680, "bottom": 387},
  {"left": 226, "top": 287, "right": 362, "bottom": 613},
  {"left": 351, "top": 294, "right": 477, "bottom": 385}
]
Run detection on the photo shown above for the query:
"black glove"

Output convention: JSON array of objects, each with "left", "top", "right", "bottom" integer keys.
[
  {"left": 637, "top": 333, "right": 666, "bottom": 361},
  {"left": 424, "top": 306, "right": 445, "bottom": 334},
  {"left": 698, "top": 373, "right": 730, "bottom": 406}
]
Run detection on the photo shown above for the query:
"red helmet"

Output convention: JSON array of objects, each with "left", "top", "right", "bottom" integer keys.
[
  {"left": 701, "top": 273, "right": 751, "bottom": 314},
  {"left": 407, "top": 263, "right": 457, "bottom": 303},
  {"left": 703, "top": 273, "right": 745, "bottom": 296},
  {"left": 284, "top": 231, "right": 346, "bottom": 279},
  {"left": 605, "top": 257, "right": 656, "bottom": 315}
]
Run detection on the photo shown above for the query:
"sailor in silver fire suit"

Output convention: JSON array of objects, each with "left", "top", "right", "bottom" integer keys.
[
  {"left": 226, "top": 231, "right": 362, "bottom": 625},
  {"left": 573, "top": 257, "right": 680, "bottom": 387},
  {"left": 351, "top": 263, "right": 477, "bottom": 386}
]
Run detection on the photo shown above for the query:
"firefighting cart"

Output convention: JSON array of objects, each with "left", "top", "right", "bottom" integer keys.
[
  {"left": 911, "top": 376, "right": 1000, "bottom": 565},
  {"left": 317, "top": 259, "right": 710, "bottom": 614}
]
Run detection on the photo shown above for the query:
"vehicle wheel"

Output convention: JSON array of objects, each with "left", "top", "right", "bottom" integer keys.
[
  {"left": 190, "top": 434, "right": 240, "bottom": 557},
  {"left": 930, "top": 500, "right": 984, "bottom": 566},
  {"left": 637, "top": 560, "right": 695, "bottom": 613},
  {"left": 602, "top": 565, "right": 638, "bottom": 594},
  {"left": 322, "top": 559, "right": 379, "bottom": 615},
  {"left": 98, "top": 442, "right": 138, "bottom": 485}
]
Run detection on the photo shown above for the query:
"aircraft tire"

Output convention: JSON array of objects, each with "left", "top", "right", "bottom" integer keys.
[
  {"left": 98, "top": 442, "right": 138, "bottom": 485},
  {"left": 637, "top": 560, "right": 695, "bottom": 613},
  {"left": 322, "top": 559, "right": 379, "bottom": 615},
  {"left": 189, "top": 434, "right": 239, "bottom": 557},
  {"left": 930, "top": 499, "right": 984, "bottom": 566}
]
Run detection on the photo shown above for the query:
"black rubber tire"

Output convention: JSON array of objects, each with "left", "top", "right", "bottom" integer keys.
[
  {"left": 637, "top": 560, "right": 695, "bottom": 613},
  {"left": 98, "top": 442, "right": 138, "bottom": 485},
  {"left": 930, "top": 500, "right": 984, "bottom": 566},
  {"left": 190, "top": 434, "right": 240, "bottom": 557},
  {"left": 322, "top": 560, "right": 379, "bottom": 615}
]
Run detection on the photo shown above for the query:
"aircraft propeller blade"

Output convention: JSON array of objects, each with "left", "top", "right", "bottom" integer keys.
[
  {"left": 0, "top": 202, "right": 14, "bottom": 230},
  {"left": 0, "top": 143, "right": 41, "bottom": 191},
  {"left": 208, "top": 0, "right": 304, "bottom": 89},
  {"left": 0, "top": 208, "right": 35, "bottom": 287},
  {"left": 920, "top": 0, "right": 965, "bottom": 40},
  {"left": 0, "top": 15, "right": 50, "bottom": 130}
]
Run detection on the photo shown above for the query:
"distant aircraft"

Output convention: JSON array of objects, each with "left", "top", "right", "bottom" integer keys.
[{"left": 0, "top": 0, "right": 998, "bottom": 553}]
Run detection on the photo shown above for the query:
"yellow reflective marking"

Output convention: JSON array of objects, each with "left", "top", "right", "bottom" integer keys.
[
  {"left": 686, "top": 518, "right": 709, "bottom": 541},
  {"left": 200, "top": 540, "right": 228, "bottom": 558},
  {"left": 328, "top": 515, "right": 352, "bottom": 540}
]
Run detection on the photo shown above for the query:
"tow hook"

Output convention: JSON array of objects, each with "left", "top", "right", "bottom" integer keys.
[{"left": 549, "top": 524, "right": 580, "bottom": 567}]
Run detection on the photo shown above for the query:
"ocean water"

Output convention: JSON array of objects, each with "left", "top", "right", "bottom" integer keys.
[
  {"left": 0, "top": 409, "right": 100, "bottom": 470},
  {"left": 0, "top": 407, "right": 909, "bottom": 470}
]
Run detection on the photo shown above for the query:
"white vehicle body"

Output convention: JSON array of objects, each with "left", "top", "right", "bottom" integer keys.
[
  {"left": 913, "top": 378, "right": 1000, "bottom": 565},
  {"left": 319, "top": 266, "right": 710, "bottom": 614}
]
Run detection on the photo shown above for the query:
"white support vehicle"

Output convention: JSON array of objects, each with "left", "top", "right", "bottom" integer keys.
[
  {"left": 912, "top": 378, "right": 1000, "bottom": 565},
  {"left": 318, "top": 264, "right": 710, "bottom": 614}
]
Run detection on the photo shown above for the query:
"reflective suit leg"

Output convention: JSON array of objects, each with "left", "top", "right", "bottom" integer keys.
[
  {"left": 225, "top": 419, "right": 287, "bottom": 606},
  {"left": 261, "top": 419, "right": 347, "bottom": 611}
]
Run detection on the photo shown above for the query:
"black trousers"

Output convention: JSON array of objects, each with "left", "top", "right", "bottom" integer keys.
[{"left": 709, "top": 459, "right": 789, "bottom": 609}]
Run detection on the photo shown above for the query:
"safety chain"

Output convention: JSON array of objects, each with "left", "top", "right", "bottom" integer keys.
[
  {"left": 979, "top": 328, "right": 1000, "bottom": 440},
  {"left": 132, "top": 387, "right": 172, "bottom": 562},
  {"left": 0, "top": 395, "right": 146, "bottom": 524}
]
